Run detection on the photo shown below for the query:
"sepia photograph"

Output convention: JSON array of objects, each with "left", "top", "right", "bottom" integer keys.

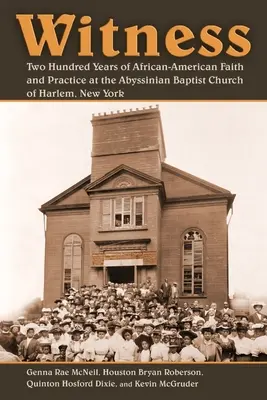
[{"left": 0, "top": 101, "right": 267, "bottom": 363}]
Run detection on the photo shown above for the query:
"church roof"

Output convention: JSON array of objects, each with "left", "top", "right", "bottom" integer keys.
[
  {"left": 39, "top": 174, "right": 91, "bottom": 213},
  {"left": 162, "top": 162, "right": 231, "bottom": 194}
]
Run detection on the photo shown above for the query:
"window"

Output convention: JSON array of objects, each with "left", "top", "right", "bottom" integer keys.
[
  {"left": 182, "top": 230, "right": 204, "bottom": 295},
  {"left": 101, "top": 196, "right": 145, "bottom": 229},
  {"left": 63, "top": 234, "right": 82, "bottom": 293}
]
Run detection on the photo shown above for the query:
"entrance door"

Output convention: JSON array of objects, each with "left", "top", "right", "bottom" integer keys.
[{"left": 108, "top": 266, "right": 134, "bottom": 284}]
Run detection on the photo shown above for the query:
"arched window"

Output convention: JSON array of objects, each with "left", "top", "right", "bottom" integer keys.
[
  {"left": 63, "top": 234, "right": 82, "bottom": 293},
  {"left": 182, "top": 230, "right": 204, "bottom": 295}
]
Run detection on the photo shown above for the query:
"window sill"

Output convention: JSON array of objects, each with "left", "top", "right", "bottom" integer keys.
[
  {"left": 98, "top": 226, "right": 148, "bottom": 233},
  {"left": 180, "top": 294, "right": 207, "bottom": 299}
]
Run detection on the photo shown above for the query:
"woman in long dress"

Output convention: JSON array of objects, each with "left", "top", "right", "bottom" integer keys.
[
  {"left": 214, "top": 324, "right": 235, "bottom": 362},
  {"left": 87, "top": 327, "right": 110, "bottom": 362},
  {"left": 114, "top": 328, "right": 138, "bottom": 362},
  {"left": 150, "top": 330, "right": 169, "bottom": 362},
  {"left": 66, "top": 325, "right": 86, "bottom": 362},
  {"left": 233, "top": 323, "right": 253, "bottom": 362},
  {"left": 196, "top": 326, "right": 222, "bottom": 362},
  {"left": 135, "top": 333, "right": 153, "bottom": 362}
]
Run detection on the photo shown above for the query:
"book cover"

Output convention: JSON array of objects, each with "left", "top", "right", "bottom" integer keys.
[{"left": 0, "top": 0, "right": 266, "bottom": 398}]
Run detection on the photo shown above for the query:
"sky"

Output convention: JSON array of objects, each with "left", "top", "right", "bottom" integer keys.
[{"left": 0, "top": 101, "right": 267, "bottom": 318}]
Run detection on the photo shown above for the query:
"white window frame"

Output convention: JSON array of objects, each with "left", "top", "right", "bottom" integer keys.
[
  {"left": 102, "top": 196, "right": 145, "bottom": 229},
  {"left": 113, "top": 197, "right": 132, "bottom": 228},
  {"left": 134, "top": 196, "right": 145, "bottom": 227},
  {"left": 63, "top": 234, "right": 83, "bottom": 292},
  {"left": 182, "top": 233, "right": 204, "bottom": 296}
]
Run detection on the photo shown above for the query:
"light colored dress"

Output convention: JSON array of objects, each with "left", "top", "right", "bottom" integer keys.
[
  {"left": 150, "top": 342, "right": 169, "bottom": 362},
  {"left": 179, "top": 344, "right": 206, "bottom": 362},
  {"left": 114, "top": 339, "right": 138, "bottom": 362},
  {"left": 91, "top": 338, "right": 110, "bottom": 362},
  {"left": 66, "top": 340, "right": 85, "bottom": 362}
]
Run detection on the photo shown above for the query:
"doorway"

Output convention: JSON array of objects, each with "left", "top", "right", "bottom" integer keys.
[{"left": 108, "top": 266, "right": 134, "bottom": 284}]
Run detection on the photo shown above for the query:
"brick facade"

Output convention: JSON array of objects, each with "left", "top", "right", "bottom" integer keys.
[{"left": 40, "top": 106, "right": 235, "bottom": 308}]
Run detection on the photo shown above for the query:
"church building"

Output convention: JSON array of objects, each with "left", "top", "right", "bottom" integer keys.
[{"left": 40, "top": 106, "right": 235, "bottom": 307}]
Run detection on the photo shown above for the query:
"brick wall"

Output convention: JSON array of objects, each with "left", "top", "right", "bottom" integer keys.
[
  {"left": 88, "top": 192, "right": 160, "bottom": 255},
  {"left": 91, "top": 150, "right": 162, "bottom": 181},
  {"left": 160, "top": 201, "right": 228, "bottom": 308},
  {"left": 91, "top": 109, "right": 165, "bottom": 182},
  {"left": 43, "top": 210, "right": 90, "bottom": 306},
  {"left": 91, "top": 110, "right": 164, "bottom": 158},
  {"left": 91, "top": 251, "right": 157, "bottom": 266}
]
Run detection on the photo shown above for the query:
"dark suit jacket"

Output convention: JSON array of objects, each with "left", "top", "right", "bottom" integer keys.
[
  {"left": 18, "top": 338, "right": 40, "bottom": 361},
  {"left": 200, "top": 310, "right": 210, "bottom": 319},
  {"left": 160, "top": 283, "right": 171, "bottom": 298},
  {"left": 248, "top": 313, "right": 267, "bottom": 323}
]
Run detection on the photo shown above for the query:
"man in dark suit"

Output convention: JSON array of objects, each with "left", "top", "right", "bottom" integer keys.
[
  {"left": 160, "top": 279, "right": 171, "bottom": 305},
  {"left": 200, "top": 305, "right": 210, "bottom": 319},
  {"left": 18, "top": 327, "right": 40, "bottom": 361},
  {"left": 249, "top": 302, "right": 267, "bottom": 323},
  {"left": 220, "top": 301, "right": 235, "bottom": 318},
  {"left": 210, "top": 303, "right": 222, "bottom": 320}
]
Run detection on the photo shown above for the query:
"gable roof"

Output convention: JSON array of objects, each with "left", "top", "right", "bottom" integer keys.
[
  {"left": 40, "top": 174, "right": 91, "bottom": 213},
  {"left": 84, "top": 164, "right": 163, "bottom": 192},
  {"left": 162, "top": 162, "right": 231, "bottom": 194}
]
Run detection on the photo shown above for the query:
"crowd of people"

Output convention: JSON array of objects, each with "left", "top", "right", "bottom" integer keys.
[{"left": 0, "top": 278, "right": 267, "bottom": 363}]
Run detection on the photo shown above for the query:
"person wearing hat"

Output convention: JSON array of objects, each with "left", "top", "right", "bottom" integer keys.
[
  {"left": 161, "top": 330, "right": 172, "bottom": 346},
  {"left": 251, "top": 323, "right": 266, "bottom": 339},
  {"left": 0, "top": 321, "right": 18, "bottom": 355},
  {"left": 168, "top": 341, "right": 181, "bottom": 362},
  {"left": 18, "top": 326, "right": 40, "bottom": 361},
  {"left": 87, "top": 327, "right": 110, "bottom": 362},
  {"left": 181, "top": 317, "right": 193, "bottom": 331},
  {"left": 49, "top": 318, "right": 61, "bottom": 329},
  {"left": 36, "top": 343, "right": 53, "bottom": 362},
  {"left": 37, "top": 327, "right": 52, "bottom": 345},
  {"left": 135, "top": 333, "right": 153, "bottom": 362},
  {"left": 59, "top": 318, "right": 72, "bottom": 345},
  {"left": 150, "top": 330, "right": 169, "bottom": 362},
  {"left": 105, "top": 322, "right": 123, "bottom": 361},
  {"left": 169, "top": 282, "right": 179, "bottom": 306},
  {"left": 114, "top": 328, "right": 138, "bottom": 362},
  {"left": 132, "top": 321, "right": 144, "bottom": 340},
  {"left": 66, "top": 325, "right": 85, "bottom": 362},
  {"left": 17, "top": 316, "right": 27, "bottom": 336},
  {"left": 195, "top": 324, "right": 222, "bottom": 362},
  {"left": 82, "top": 322, "right": 97, "bottom": 349},
  {"left": 179, "top": 330, "right": 205, "bottom": 362},
  {"left": 232, "top": 323, "right": 253, "bottom": 361},
  {"left": 192, "top": 308, "right": 205, "bottom": 324},
  {"left": 10, "top": 324, "right": 26, "bottom": 346},
  {"left": 249, "top": 302, "right": 267, "bottom": 324},
  {"left": 54, "top": 344, "right": 68, "bottom": 362},
  {"left": 214, "top": 324, "right": 236, "bottom": 362},
  {"left": 251, "top": 324, "right": 267, "bottom": 361},
  {"left": 143, "top": 321, "right": 154, "bottom": 336},
  {"left": 50, "top": 327, "right": 65, "bottom": 358},
  {"left": 41, "top": 308, "right": 52, "bottom": 324}
]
